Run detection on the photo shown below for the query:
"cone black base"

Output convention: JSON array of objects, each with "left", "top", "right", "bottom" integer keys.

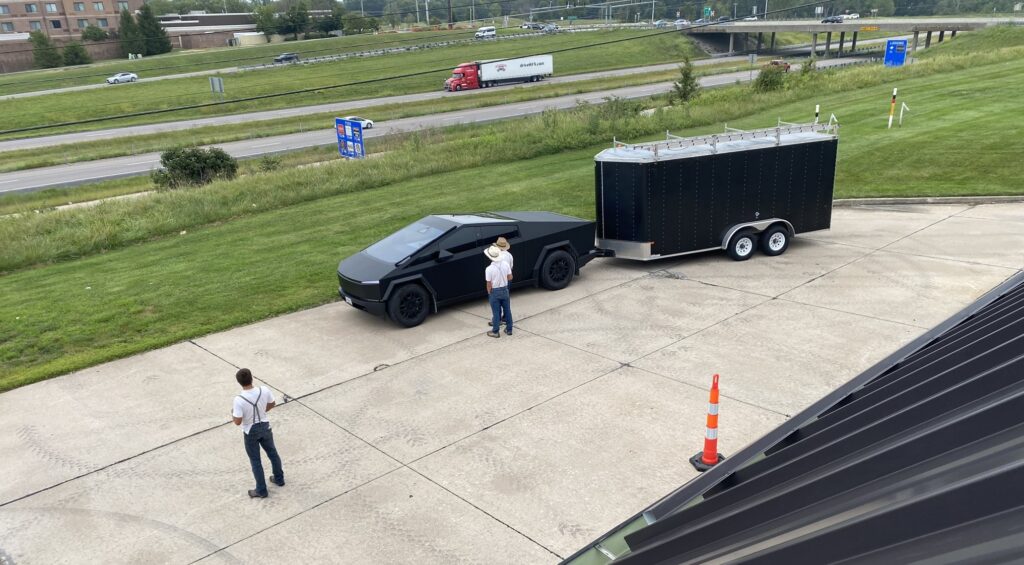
[{"left": 690, "top": 451, "right": 725, "bottom": 472}]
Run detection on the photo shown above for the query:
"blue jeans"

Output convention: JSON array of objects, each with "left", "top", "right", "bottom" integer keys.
[
  {"left": 244, "top": 422, "right": 283, "bottom": 496},
  {"left": 489, "top": 287, "right": 512, "bottom": 334}
]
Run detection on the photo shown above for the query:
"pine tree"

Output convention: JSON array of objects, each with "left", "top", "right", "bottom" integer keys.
[
  {"left": 118, "top": 9, "right": 145, "bottom": 58},
  {"left": 136, "top": 4, "right": 172, "bottom": 55},
  {"left": 671, "top": 56, "right": 700, "bottom": 109},
  {"left": 62, "top": 41, "right": 92, "bottom": 65},
  {"left": 29, "top": 30, "right": 63, "bottom": 69}
]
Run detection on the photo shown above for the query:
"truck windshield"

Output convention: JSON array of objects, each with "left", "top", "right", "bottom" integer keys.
[
  {"left": 451, "top": 73, "right": 464, "bottom": 78},
  {"left": 364, "top": 221, "right": 448, "bottom": 263}
]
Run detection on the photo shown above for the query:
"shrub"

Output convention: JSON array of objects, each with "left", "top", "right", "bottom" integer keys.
[
  {"left": 152, "top": 146, "right": 238, "bottom": 189},
  {"left": 753, "top": 64, "right": 786, "bottom": 93},
  {"left": 670, "top": 56, "right": 700, "bottom": 107},
  {"left": 62, "top": 41, "right": 92, "bottom": 65},
  {"left": 29, "top": 31, "right": 62, "bottom": 69},
  {"left": 257, "top": 155, "right": 282, "bottom": 172},
  {"left": 801, "top": 57, "right": 816, "bottom": 77},
  {"left": 81, "top": 25, "right": 108, "bottom": 41}
]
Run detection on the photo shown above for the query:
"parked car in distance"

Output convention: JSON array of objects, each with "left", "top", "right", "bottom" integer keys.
[
  {"left": 821, "top": 16, "right": 844, "bottom": 23},
  {"left": 106, "top": 72, "right": 137, "bottom": 84},
  {"left": 273, "top": 52, "right": 300, "bottom": 63},
  {"left": 765, "top": 59, "right": 791, "bottom": 72},
  {"left": 337, "top": 212, "right": 601, "bottom": 327},
  {"left": 342, "top": 116, "right": 374, "bottom": 129}
]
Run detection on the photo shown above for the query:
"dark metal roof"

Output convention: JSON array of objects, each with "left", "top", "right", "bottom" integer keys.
[{"left": 566, "top": 270, "right": 1024, "bottom": 565}]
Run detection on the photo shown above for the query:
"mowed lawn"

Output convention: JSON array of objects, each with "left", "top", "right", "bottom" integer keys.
[
  {"left": 1, "top": 50, "right": 1023, "bottom": 391},
  {"left": 0, "top": 30, "right": 695, "bottom": 136}
]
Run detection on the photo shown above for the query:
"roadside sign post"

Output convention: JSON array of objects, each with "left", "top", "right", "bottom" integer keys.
[
  {"left": 887, "top": 88, "right": 898, "bottom": 129},
  {"left": 335, "top": 118, "right": 366, "bottom": 159},
  {"left": 748, "top": 53, "right": 757, "bottom": 80},
  {"left": 209, "top": 76, "right": 224, "bottom": 101},
  {"left": 884, "top": 39, "right": 909, "bottom": 67}
]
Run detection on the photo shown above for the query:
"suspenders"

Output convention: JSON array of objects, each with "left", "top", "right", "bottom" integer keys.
[{"left": 237, "top": 387, "right": 263, "bottom": 425}]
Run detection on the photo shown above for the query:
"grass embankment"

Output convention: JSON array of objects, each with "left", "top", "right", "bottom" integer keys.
[
  {"left": 0, "top": 28, "right": 496, "bottom": 95},
  {"left": 0, "top": 30, "right": 697, "bottom": 138},
  {"left": 2, "top": 31, "right": 1023, "bottom": 391}
]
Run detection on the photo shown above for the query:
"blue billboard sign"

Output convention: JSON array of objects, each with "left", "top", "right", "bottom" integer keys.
[
  {"left": 884, "top": 39, "right": 908, "bottom": 67},
  {"left": 335, "top": 118, "right": 366, "bottom": 159}
]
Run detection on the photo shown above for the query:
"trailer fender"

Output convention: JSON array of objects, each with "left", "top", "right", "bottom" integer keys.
[{"left": 720, "top": 218, "right": 794, "bottom": 250}]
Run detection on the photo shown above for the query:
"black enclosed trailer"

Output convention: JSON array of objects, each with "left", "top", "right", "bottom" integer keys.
[{"left": 594, "top": 122, "right": 839, "bottom": 261}]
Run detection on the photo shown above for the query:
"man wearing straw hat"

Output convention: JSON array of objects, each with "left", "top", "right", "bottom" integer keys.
[
  {"left": 492, "top": 237, "right": 514, "bottom": 327},
  {"left": 484, "top": 245, "right": 513, "bottom": 338}
]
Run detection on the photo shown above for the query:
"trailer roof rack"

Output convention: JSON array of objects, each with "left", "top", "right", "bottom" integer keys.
[{"left": 598, "top": 121, "right": 839, "bottom": 164}]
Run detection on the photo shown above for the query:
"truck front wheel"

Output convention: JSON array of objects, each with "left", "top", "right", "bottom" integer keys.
[
  {"left": 727, "top": 230, "right": 757, "bottom": 261},
  {"left": 456, "top": 84, "right": 463, "bottom": 91},
  {"left": 387, "top": 284, "right": 430, "bottom": 327}
]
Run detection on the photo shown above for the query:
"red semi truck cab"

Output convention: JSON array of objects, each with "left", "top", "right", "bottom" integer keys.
[{"left": 445, "top": 62, "right": 480, "bottom": 91}]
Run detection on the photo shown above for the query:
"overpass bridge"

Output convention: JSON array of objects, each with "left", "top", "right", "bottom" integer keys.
[{"left": 684, "top": 17, "right": 1022, "bottom": 58}]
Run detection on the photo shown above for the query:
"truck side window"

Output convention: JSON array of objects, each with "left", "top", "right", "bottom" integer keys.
[
  {"left": 440, "top": 227, "right": 479, "bottom": 253},
  {"left": 477, "top": 226, "right": 519, "bottom": 247}
]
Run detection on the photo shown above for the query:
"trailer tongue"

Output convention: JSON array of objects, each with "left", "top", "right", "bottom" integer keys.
[{"left": 593, "top": 122, "right": 840, "bottom": 261}]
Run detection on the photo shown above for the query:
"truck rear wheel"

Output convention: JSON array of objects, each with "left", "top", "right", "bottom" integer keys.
[
  {"left": 760, "top": 225, "right": 790, "bottom": 256},
  {"left": 727, "top": 230, "right": 757, "bottom": 261},
  {"left": 540, "top": 250, "right": 575, "bottom": 290}
]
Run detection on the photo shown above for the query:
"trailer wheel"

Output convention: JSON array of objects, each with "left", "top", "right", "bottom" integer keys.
[
  {"left": 760, "top": 225, "right": 790, "bottom": 257},
  {"left": 386, "top": 284, "right": 430, "bottom": 328},
  {"left": 540, "top": 249, "right": 575, "bottom": 290},
  {"left": 727, "top": 230, "right": 757, "bottom": 261}
]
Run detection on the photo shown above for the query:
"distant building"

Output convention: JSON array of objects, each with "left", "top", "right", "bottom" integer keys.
[{"left": 0, "top": 0, "right": 144, "bottom": 38}]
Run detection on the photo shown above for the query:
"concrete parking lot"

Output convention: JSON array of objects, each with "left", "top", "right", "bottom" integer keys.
[{"left": 1, "top": 202, "right": 1023, "bottom": 564}]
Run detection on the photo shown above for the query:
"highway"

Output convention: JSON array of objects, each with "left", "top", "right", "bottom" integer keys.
[{"left": 0, "top": 57, "right": 865, "bottom": 195}]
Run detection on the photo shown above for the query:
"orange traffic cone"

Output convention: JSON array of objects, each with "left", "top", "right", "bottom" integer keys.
[{"left": 690, "top": 373, "right": 725, "bottom": 472}]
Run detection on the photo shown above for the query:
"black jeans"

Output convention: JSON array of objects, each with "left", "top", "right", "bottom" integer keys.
[{"left": 244, "top": 422, "right": 284, "bottom": 496}]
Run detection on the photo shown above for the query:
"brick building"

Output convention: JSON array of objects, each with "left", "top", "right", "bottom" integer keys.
[{"left": 0, "top": 0, "right": 144, "bottom": 38}]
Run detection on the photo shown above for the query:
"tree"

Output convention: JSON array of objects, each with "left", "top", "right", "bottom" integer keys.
[
  {"left": 316, "top": 3, "right": 345, "bottom": 34},
  {"left": 152, "top": 146, "right": 238, "bottom": 189},
  {"left": 81, "top": 24, "right": 109, "bottom": 41},
  {"left": 118, "top": 9, "right": 145, "bottom": 57},
  {"left": 62, "top": 41, "right": 93, "bottom": 65},
  {"left": 252, "top": 5, "right": 278, "bottom": 39},
  {"left": 280, "top": 2, "right": 310, "bottom": 40},
  {"left": 29, "top": 31, "right": 62, "bottom": 69},
  {"left": 342, "top": 12, "right": 367, "bottom": 33},
  {"left": 670, "top": 56, "right": 700, "bottom": 108},
  {"left": 136, "top": 4, "right": 173, "bottom": 55}
]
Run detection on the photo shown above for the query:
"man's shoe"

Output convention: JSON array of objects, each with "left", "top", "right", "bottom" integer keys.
[
  {"left": 505, "top": 330, "right": 513, "bottom": 336},
  {"left": 487, "top": 331, "right": 500, "bottom": 338},
  {"left": 248, "top": 489, "right": 268, "bottom": 498},
  {"left": 270, "top": 475, "right": 285, "bottom": 487}
]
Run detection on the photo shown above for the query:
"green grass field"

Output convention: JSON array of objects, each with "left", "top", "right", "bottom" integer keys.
[
  {"left": 0, "top": 30, "right": 696, "bottom": 138},
  {"left": 1, "top": 28, "right": 1022, "bottom": 391}
]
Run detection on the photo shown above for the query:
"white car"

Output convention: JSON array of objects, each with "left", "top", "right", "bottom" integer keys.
[
  {"left": 674, "top": 18, "right": 690, "bottom": 28},
  {"left": 842, "top": 13, "right": 860, "bottom": 19},
  {"left": 343, "top": 116, "right": 374, "bottom": 129},
  {"left": 106, "top": 72, "right": 137, "bottom": 84}
]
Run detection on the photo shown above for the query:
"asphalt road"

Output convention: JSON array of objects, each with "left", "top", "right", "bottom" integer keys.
[{"left": 0, "top": 57, "right": 866, "bottom": 195}]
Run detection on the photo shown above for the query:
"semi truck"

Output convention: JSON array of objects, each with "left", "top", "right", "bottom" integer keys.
[{"left": 444, "top": 54, "right": 553, "bottom": 91}]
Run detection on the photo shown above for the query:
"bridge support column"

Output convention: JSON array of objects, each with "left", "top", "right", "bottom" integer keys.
[
  {"left": 756, "top": 32, "right": 763, "bottom": 53},
  {"left": 851, "top": 31, "right": 858, "bottom": 51},
  {"left": 838, "top": 31, "right": 845, "bottom": 57},
  {"left": 811, "top": 33, "right": 818, "bottom": 57},
  {"left": 938, "top": 30, "right": 945, "bottom": 43},
  {"left": 925, "top": 31, "right": 932, "bottom": 48},
  {"left": 825, "top": 31, "right": 832, "bottom": 58},
  {"left": 912, "top": 30, "right": 919, "bottom": 52},
  {"left": 770, "top": 31, "right": 776, "bottom": 51},
  {"left": 952, "top": 30, "right": 957, "bottom": 38},
  {"left": 728, "top": 33, "right": 735, "bottom": 54}
]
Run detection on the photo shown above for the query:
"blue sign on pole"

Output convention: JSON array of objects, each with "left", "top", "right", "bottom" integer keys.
[
  {"left": 884, "top": 39, "right": 908, "bottom": 67},
  {"left": 335, "top": 118, "right": 366, "bottom": 159}
]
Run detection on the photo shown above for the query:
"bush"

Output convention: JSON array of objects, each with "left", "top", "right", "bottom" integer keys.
[
  {"left": 81, "top": 25, "right": 108, "bottom": 41},
  {"left": 62, "top": 41, "right": 92, "bottom": 66},
  {"left": 753, "top": 64, "right": 786, "bottom": 93},
  {"left": 257, "top": 155, "right": 282, "bottom": 172},
  {"left": 152, "top": 146, "right": 238, "bottom": 189},
  {"left": 29, "top": 31, "right": 62, "bottom": 69}
]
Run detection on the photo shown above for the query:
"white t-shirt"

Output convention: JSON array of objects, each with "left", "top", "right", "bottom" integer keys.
[
  {"left": 485, "top": 260, "right": 512, "bottom": 289},
  {"left": 232, "top": 386, "right": 275, "bottom": 434},
  {"left": 498, "top": 249, "right": 513, "bottom": 270}
]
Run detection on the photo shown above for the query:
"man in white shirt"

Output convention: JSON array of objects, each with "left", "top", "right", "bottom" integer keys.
[
  {"left": 232, "top": 368, "right": 284, "bottom": 498},
  {"left": 484, "top": 245, "right": 513, "bottom": 338},
  {"left": 492, "top": 237, "right": 514, "bottom": 327}
]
